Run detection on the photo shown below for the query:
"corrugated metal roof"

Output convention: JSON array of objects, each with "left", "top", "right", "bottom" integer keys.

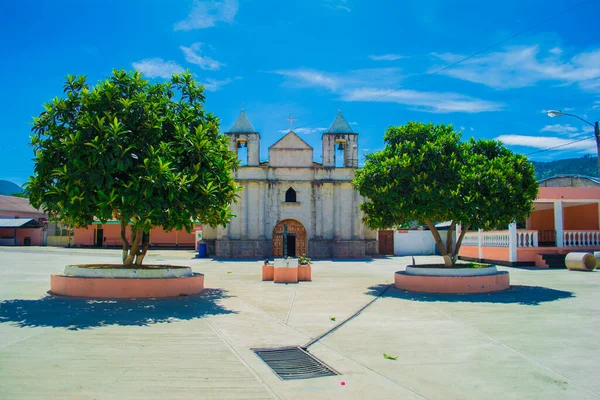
[
  {"left": 325, "top": 111, "right": 354, "bottom": 134},
  {"left": 538, "top": 174, "right": 600, "bottom": 184},
  {"left": 0, "top": 195, "right": 45, "bottom": 215},
  {"left": 0, "top": 218, "right": 40, "bottom": 228},
  {"left": 228, "top": 110, "right": 256, "bottom": 133}
]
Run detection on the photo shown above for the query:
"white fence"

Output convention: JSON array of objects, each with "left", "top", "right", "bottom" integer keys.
[
  {"left": 463, "top": 230, "right": 538, "bottom": 248},
  {"left": 564, "top": 231, "right": 600, "bottom": 247}
]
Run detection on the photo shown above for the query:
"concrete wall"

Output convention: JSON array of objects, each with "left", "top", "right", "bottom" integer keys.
[
  {"left": 74, "top": 225, "right": 196, "bottom": 247},
  {"left": 0, "top": 227, "right": 44, "bottom": 246},
  {"left": 564, "top": 203, "right": 599, "bottom": 230},
  {"left": 394, "top": 230, "right": 455, "bottom": 256},
  {"left": 530, "top": 209, "right": 555, "bottom": 230}
]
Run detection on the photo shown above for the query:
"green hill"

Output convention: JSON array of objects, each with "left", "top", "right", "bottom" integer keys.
[
  {"left": 532, "top": 156, "right": 598, "bottom": 181},
  {"left": 0, "top": 180, "right": 23, "bottom": 196}
]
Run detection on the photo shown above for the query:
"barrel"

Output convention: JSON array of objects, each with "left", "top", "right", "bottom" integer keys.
[
  {"left": 565, "top": 252, "right": 597, "bottom": 271},
  {"left": 198, "top": 243, "right": 208, "bottom": 258}
]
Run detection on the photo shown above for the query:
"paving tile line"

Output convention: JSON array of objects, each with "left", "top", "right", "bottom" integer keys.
[
  {"left": 284, "top": 284, "right": 299, "bottom": 325},
  {"left": 225, "top": 288, "right": 431, "bottom": 399},
  {"left": 314, "top": 341, "right": 432, "bottom": 400},
  {"left": 205, "top": 319, "right": 283, "bottom": 400},
  {"left": 431, "top": 306, "right": 600, "bottom": 399},
  {"left": 304, "top": 284, "right": 392, "bottom": 348}
]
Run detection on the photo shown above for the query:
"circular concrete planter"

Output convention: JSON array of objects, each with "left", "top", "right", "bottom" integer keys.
[
  {"left": 405, "top": 265, "right": 498, "bottom": 277},
  {"left": 396, "top": 264, "right": 509, "bottom": 294},
  {"left": 50, "top": 264, "right": 204, "bottom": 299},
  {"left": 64, "top": 264, "right": 193, "bottom": 279}
]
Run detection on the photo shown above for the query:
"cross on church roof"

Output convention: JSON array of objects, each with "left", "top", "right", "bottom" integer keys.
[{"left": 286, "top": 113, "right": 297, "bottom": 131}]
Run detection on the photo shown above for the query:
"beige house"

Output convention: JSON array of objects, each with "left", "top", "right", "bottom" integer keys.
[{"left": 202, "top": 110, "right": 377, "bottom": 258}]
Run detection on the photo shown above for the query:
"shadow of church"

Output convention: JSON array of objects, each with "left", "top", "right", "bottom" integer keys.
[{"left": 0, "top": 288, "right": 236, "bottom": 330}]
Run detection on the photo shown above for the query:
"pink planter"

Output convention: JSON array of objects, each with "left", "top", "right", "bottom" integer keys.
[
  {"left": 273, "top": 267, "right": 298, "bottom": 283},
  {"left": 394, "top": 271, "right": 509, "bottom": 294},
  {"left": 262, "top": 265, "right": 274, "bottom": 281},
  {"left": 50, "top": 274, "right": 204, "bottom": 298}
]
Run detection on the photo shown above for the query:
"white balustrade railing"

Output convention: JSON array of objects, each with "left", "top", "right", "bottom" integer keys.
[
  {"left": 462, "top": 232, "right": 478, "bottom": 246},
  {"left": 563, "top": 231, "right": 600, "bottom": 247},
  {"left": 461, "top": 230, "right": 539, "bottom": 248},
  {"left": 482, "top": 231, "right": 510, "bottom": 247},
  {"left": 516, "top": 230, "right": 538, "bottom": 248}
]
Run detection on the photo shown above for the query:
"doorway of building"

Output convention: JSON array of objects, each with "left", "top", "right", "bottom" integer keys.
[
  {"left": 378, "top": 230, "right": 394, "bottom": 255},
  {"left": 272, "top": 219, "right": 307, "bottom": 258},
  {"left": 95, "top": 228, "right": 104, "bottom": 247}
]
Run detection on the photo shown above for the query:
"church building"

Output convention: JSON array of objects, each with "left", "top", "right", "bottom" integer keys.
[{"left": 202, "top": 110, "right": 378, "bottom": 258}]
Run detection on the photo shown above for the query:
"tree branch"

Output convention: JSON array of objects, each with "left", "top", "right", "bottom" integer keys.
[
  {"left": 452, "top": 224, "right": 471, "bottom": 264},
  {"left": 426, "top": 220, "right": 452, "bottom": 267},
  {"left": 446, "top": 221, "right": 457, "bottom": 255}
]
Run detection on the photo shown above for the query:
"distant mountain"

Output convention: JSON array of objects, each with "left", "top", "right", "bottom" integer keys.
[
  {"left": 532, "top": 155, "right": 598, "bottom": 181},
  {"left": 0, "top": 180, "right": 24, "bottom": 196}
]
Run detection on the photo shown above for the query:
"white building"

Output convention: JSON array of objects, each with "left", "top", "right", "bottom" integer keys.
[{"left": 202, "top": 110, "right": 378, "bottom": 258}]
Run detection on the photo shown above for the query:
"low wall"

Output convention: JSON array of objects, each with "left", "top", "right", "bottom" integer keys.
[
  {"left": 47, "top": 236, "right": 71, "bottom": 247},
  {"left": 394, "top": 230, "right": 455, "bottom": 256},
  {"left": 215, "top": 240, "right": 271, "bottom": 258}
]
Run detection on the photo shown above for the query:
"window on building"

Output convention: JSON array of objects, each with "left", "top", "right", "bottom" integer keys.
[
  {"left": 237, "top": 140, "right": 248, "bottom": 166},
  {"left": 335, "top": 140, "right": 345, "bottom": 168},
  {"left": 285, "top": 187, "right": 297, "bottom": 203}
]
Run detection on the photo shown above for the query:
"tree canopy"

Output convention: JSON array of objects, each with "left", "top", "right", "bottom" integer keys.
[
  {"left": 27, "top": 69, "right": 240, "bottom": 265},
  {"left": 353, "top": 122, "right": 538, "bottom": 266}
]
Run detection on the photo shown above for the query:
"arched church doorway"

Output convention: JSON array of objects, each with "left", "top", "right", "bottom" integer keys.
[{"left": 272, "top": 219, "right": 307, "bottom": 258}]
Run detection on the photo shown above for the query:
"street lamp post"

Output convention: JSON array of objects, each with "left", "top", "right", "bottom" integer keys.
[{"left": 546, "top": 110, "right": 600, "bottom": 177}]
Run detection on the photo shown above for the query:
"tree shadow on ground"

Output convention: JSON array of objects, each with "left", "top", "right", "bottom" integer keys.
[
  {"left": 365, "top": 284, "right": 574, "bottom": 306},
  {"left": 0, "top": 289, "right": 236, "bottom": 330}
]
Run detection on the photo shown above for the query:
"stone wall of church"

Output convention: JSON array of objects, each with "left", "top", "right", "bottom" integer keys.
[{"left": 215, "top": 166, "right": 377, "bottom": 258}]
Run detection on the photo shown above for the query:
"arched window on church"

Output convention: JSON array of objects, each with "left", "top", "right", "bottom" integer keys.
[
  {"left": 236, "top": 139, "right": 248, "bottom": 166},
  {"left": 285, "top": 187, "right": 297, "bottom": 203}
]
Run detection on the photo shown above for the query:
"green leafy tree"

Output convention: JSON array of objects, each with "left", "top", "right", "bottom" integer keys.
[
  {"left": 353, "top": 122, "right": 538, "bottom": 267},
  {"left": 27, "top": 70, "right": 240, "bottom": 265}
]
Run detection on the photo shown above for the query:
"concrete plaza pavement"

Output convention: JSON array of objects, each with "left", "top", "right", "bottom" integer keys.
[{"left": 1, "top": 246, "right": 599, "bottom": 399}]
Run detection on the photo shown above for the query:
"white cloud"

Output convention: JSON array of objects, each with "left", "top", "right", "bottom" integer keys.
[
  {"left": 180, "top": 43, "right": 224, "bottom": 70},
  {"left": 349, "top": 121, "right": 358, "bottom": 125},
  {"left": 341, "top": 88, "right": 504, "bottom": 113},
  {"left": 202, "top": 76, "right": 242, "bottom": 92},
  {"left": 540, "top": 123, "right": 593, "bottom": 138},
  {"left": 132, "top": 58, "right": 184, "bottom": 79},
  {"left": 278, "top": 127, "right": 327, "bottom": 135},
  {"left": 495, "top": 134, "right": 596, "bottom": 154},
  {"left": 540, "top": 124, "right": 579, "bottom": 134},
  {"left": 592, "top": 100, "right": 600, "bottom": 110},
  {"left": 175, "top": 0, "right": 238, "bottom": 31},
  {"left": 432, "top": 45, "right": 600, "bottom": 91},
  {"left": 273, "top": 67, "right": 502, "bottom": 113},
  {"left": 323, "top": 0, "right": 351, "bottom": 12},
  {"left": 368, "top": 54, "right": 406, "bottom": 61}
]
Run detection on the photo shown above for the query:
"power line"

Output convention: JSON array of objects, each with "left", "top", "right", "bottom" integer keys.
[
  {"left": 526, "top": 135, "right": 595, "bottom": 156},
  {"left": 291, "top": 0, "right": 593, "bottom": 131}
]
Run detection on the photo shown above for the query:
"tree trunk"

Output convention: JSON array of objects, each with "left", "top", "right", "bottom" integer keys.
[
  {"left": 123, "top": 229, "right": 142, "bottom": 266},
  {"left": 120, "top": 220, "right": 130, "bottom": 264},
  {"left": 135, "top": 243, "right": 149, "bottom": 265},
  {"left": 426, "top": 220, "right": 453, "bottom": 267},
  {"left": 446, "top": 221, "right": 456, "bottom": 255},
  {"left": 452, "top": 224, "right": 471, "bottom": 264}
]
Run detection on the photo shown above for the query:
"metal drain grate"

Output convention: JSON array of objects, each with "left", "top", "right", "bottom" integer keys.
[{"left": 253, "top": 346, "right": 338, "bottom": 380}]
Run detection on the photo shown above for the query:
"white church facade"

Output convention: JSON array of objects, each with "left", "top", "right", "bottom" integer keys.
[{"left": 202, "top": 110, "right": 378, "bottom": 258}]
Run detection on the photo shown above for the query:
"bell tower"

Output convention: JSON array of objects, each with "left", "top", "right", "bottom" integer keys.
[
  {"left": 225, "top": 110, "right": 260, "bottom": 166},
  {"left": 322, "top": 111, "right": 358, "bottom": 168}
]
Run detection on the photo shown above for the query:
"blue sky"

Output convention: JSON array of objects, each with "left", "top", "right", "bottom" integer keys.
[{"left": 1, "top": 0, "right": 600, "bottom": 185}]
